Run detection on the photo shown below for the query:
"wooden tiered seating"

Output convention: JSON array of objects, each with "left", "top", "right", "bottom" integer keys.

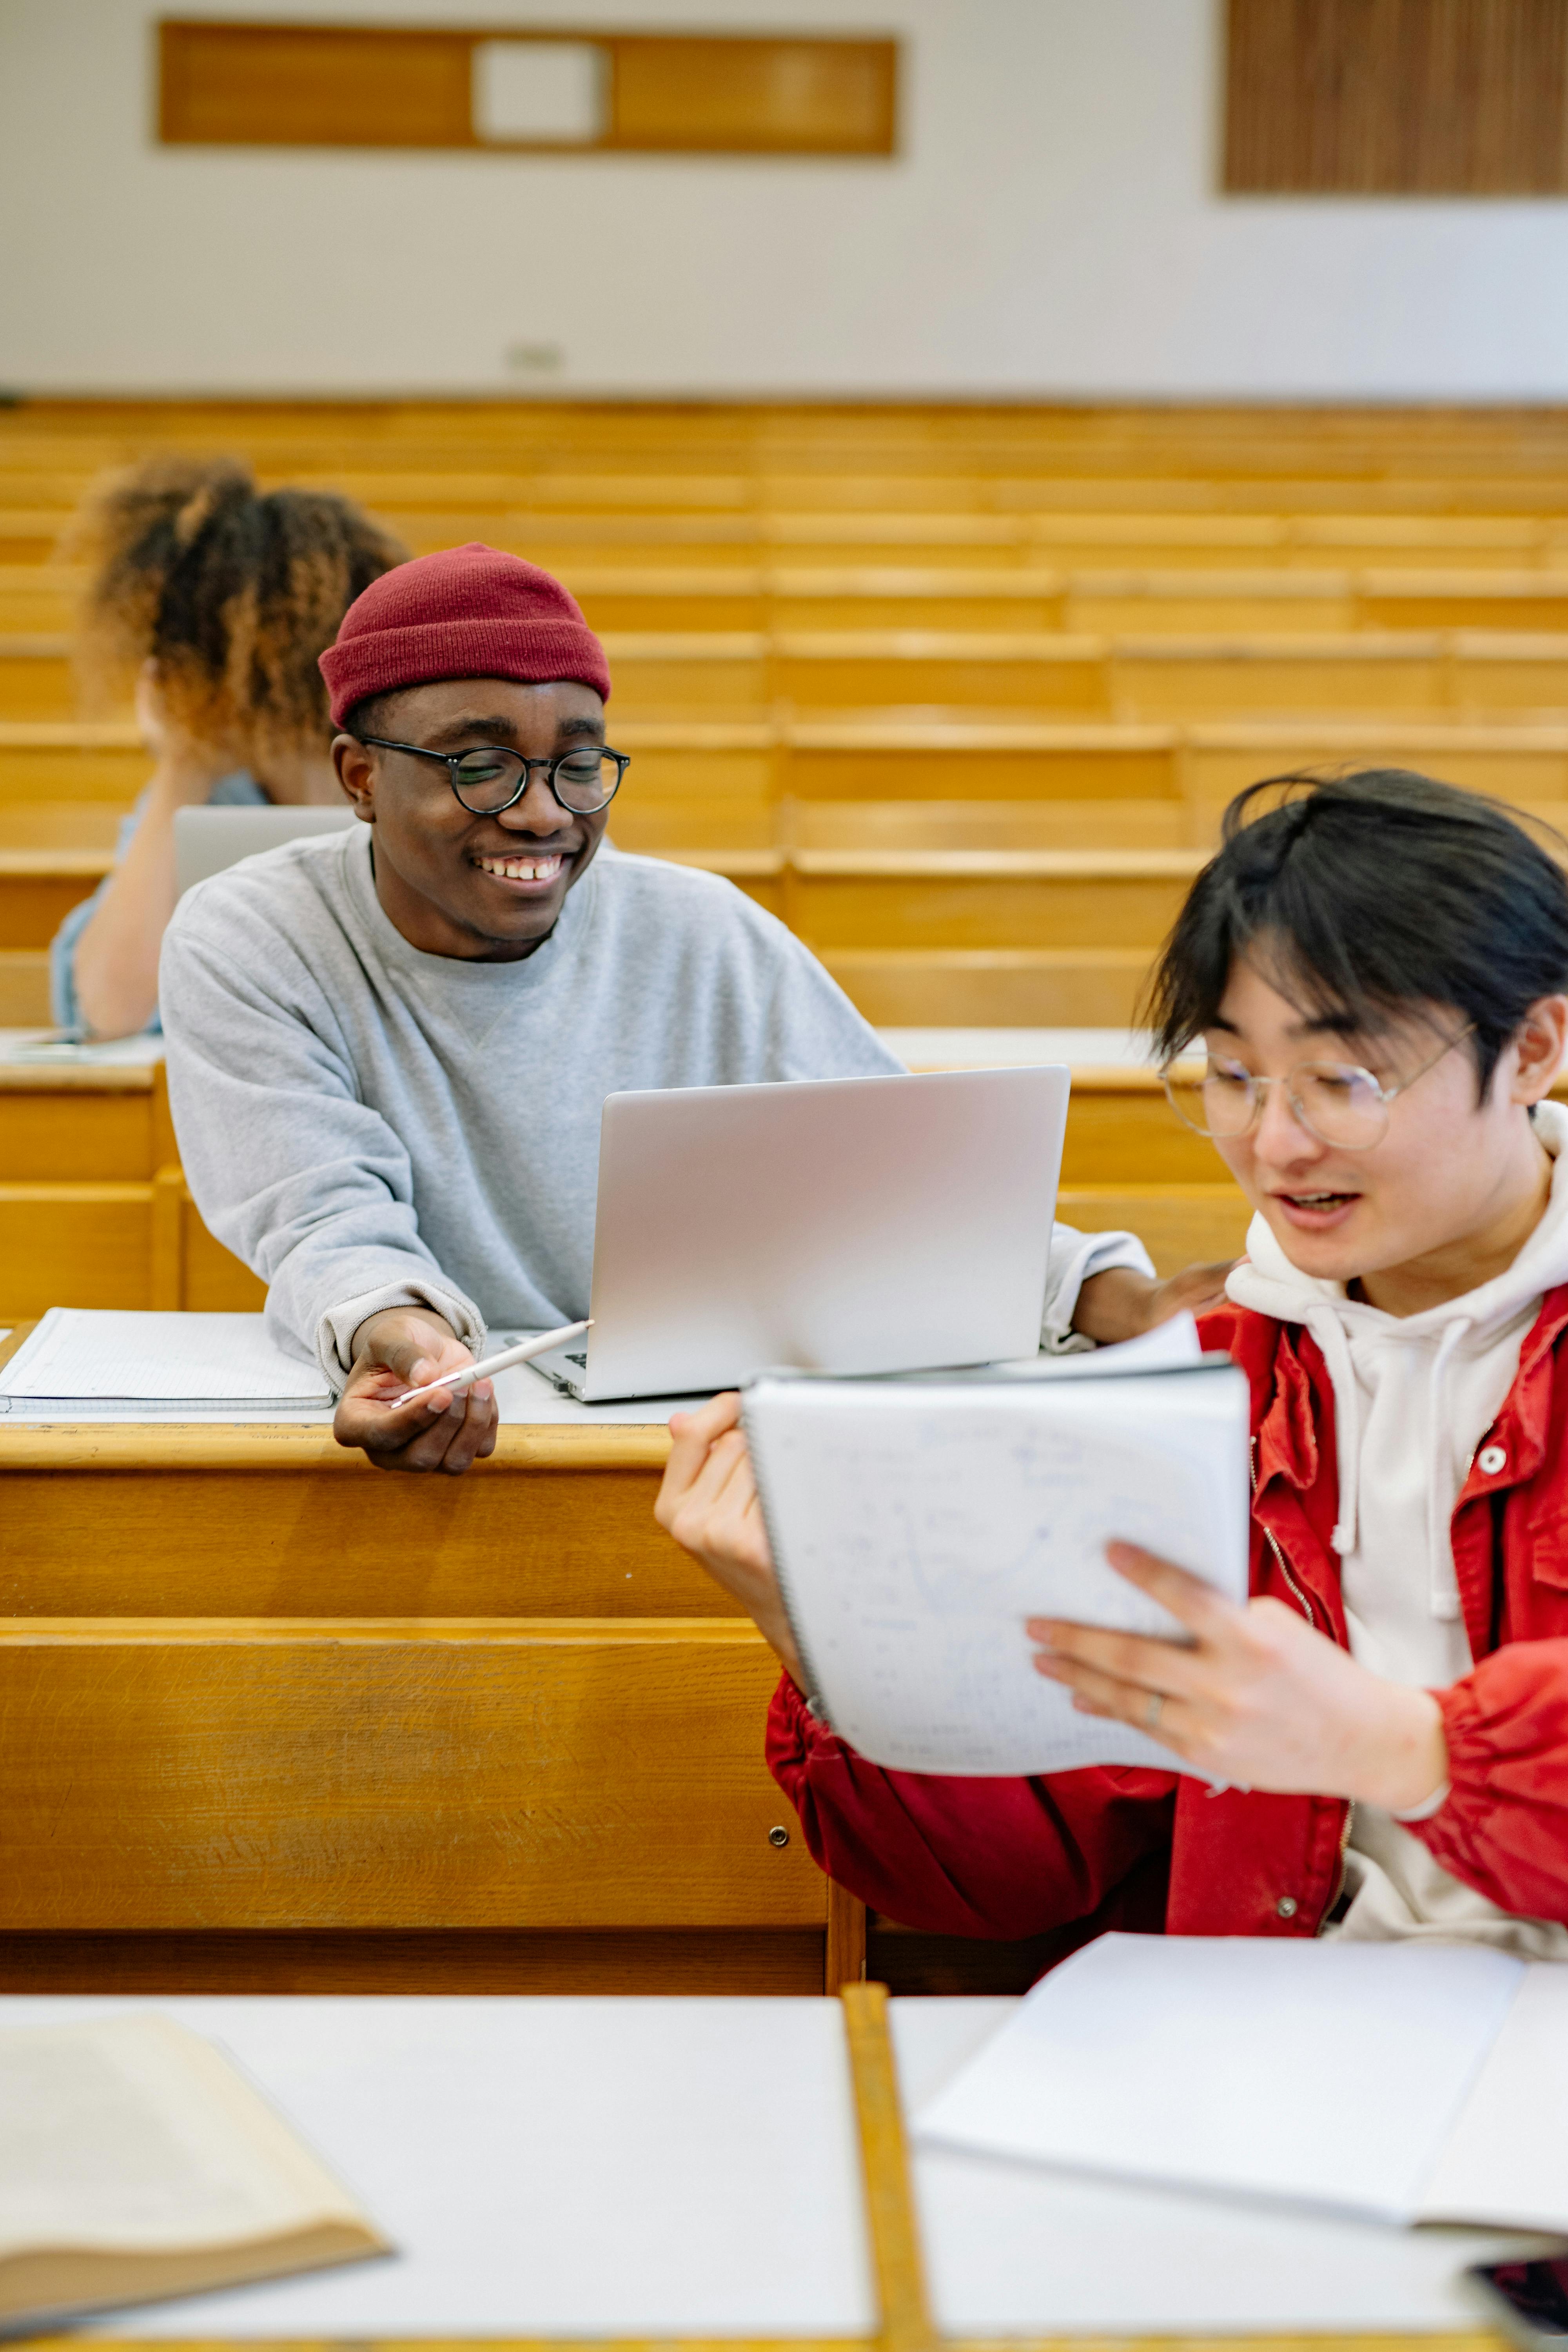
[
  {"left": 14, "top": 407, "right": 1568, "bottom": 2001},
  {"left": 5, "top": 397, "right": 1568, "bottom": 1233},
  {"left": 0, "top": 1053, "right": 262, "bottom": 1315}
]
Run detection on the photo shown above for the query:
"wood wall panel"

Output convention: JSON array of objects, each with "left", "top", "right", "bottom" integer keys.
[
  {"left": 1226, "top": 0, "right": 1568, "bottom": 194},
  {"left": 158, "top": 21, "right": 898, "bottom": 156},
  {"left": 613, "top": 36, "right": 897, "bottom": 154},
  {"left": 160, "top": 24, "right": 474, "bottom": 149}
]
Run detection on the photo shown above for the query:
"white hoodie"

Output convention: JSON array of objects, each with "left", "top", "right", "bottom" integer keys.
[{"left": 1226, "top": 1099, "right": 1568, "bottom": 1957}]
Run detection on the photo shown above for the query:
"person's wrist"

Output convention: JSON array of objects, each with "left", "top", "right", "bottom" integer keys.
[
  {"left": 351, "top": 1306, "right": 457, "bottom": 1362},
  {"left": 1072, "top": 1266, "right": 1156, "bottom": 1345},
  {"left": 766, "top": 1621, "right": 806, "bottom": 1686},
  {"left": 1354, "top": 1683, "right": 1448, "bottom": 1813},
  {"left": 145, "top": 753, "right": 233, "bottom": 809}
]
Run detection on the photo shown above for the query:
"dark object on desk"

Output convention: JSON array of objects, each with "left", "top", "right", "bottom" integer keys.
[{"left": 1469, "top": 2257, "right": 1568, "bottom": 2349}]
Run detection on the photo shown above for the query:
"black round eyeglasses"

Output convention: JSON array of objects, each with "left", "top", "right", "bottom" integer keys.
[{"left": 355, "top": 735, "right": 631, "bottom": 817}]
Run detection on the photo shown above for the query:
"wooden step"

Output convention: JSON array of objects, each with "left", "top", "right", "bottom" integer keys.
[
  {"left": 821, "top": 947, "right": 1152, "bottom": 1027},
  {"left": 0, "top": 950, "right": 49, "bottom": 1024},
  {"left": 1055, "top": 1184, "right": 1253, "bottom": 1275}
]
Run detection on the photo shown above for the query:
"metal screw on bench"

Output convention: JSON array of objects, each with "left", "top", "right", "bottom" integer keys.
[{"left": 768, "top": 1824, "right": 791, "bottom": 1847}]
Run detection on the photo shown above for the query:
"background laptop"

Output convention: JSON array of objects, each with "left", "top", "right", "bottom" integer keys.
[
  {"left": 174, "top": 804, "right": 358, "bottom": 897},
  {"left": 532, "top": 1064, "right": 1070, "bottom": 1403}
]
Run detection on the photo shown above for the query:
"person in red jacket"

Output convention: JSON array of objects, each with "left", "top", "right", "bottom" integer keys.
[{"left": 656, "top": 769, "right": 1568, "bottom": 1959}]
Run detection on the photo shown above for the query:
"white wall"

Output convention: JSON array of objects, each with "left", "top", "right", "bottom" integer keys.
[{"left": 7, "top": 0, "right": 1568, "bottom": 399}]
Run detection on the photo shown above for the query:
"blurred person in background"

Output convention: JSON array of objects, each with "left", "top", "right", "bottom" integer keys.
[{"left": 53, "top": 457, "right": 405, "bottom": 1038}]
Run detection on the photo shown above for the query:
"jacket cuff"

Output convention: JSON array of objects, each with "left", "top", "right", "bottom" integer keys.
[
  {"left": 1041, "top": 1223, "right": 1158, "bottom": 1352},
  {"left": 1407, "top": 1649, "right": 1568, "bottom": 1920},
  {"left": 316, "top": 1280, "right": 487, "bottom": 1390}
]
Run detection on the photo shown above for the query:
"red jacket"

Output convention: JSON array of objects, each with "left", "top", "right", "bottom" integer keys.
[{"left": 769, "top": 1292, "right": 1568, "bottom": 1943}]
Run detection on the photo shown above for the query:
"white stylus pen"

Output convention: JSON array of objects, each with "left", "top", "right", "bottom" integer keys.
[{"left": 398, "top": 1318, "right": 592, "bottom": 1408}]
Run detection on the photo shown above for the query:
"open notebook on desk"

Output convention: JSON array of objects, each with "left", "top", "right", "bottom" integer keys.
[
  {"left": 742, "top": 1315, "right": 1251, "bottom": 1777},
  {"left": 0, "top": 1028, "right": 166, "bottom": 1070},
  {"left": 0, "top": 1310, "right": 703, "bottom": 1424},
  {"left": 915, "top": 1932, "right": 1568, "bottom": 2237},
  {"left": 0, "top": 1310, "right": 332, "bottom": 1416}
]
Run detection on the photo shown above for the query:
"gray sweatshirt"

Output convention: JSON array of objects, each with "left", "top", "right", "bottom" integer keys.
[{"left": 160, "top": 828, "right": 1151, "bottom": 1383}]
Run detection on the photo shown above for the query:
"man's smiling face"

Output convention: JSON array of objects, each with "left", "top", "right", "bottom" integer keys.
[{"left": 332, "top": 676, "right": 613, "bottom": 962}]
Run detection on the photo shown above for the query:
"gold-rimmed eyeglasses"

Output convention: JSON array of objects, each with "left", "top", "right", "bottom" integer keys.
[{"left": 1161, "top": 1026, "right": 1475, "bottom": 1151}]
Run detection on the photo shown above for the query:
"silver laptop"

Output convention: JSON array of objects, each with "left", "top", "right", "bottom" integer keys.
[
  {"left": 174, "top": 804, "right": 358, "bottom": 896},
  {"left": 532, "top": 1064, "right": 1070, "bottom": 1402}
]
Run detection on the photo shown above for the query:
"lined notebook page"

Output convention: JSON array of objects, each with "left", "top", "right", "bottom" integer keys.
[
  {"left": 743, "top": 1346, "right": 1250, "bottom": 1777},
  {"left": 0, "top": 1311, "right": 330, "bottom": 1406}
]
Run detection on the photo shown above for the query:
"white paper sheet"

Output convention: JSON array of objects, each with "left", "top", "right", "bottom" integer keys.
[
  {"left": 742, "top": 1337, "right": 1250, "bottom": 1775},
  {"left": 0, "top": 1028, "right": 165, "bottom": 1069},
  {"left": 0, "top": 1310, "right": 331, "bottom": 1411},
  {"left": 2, "top": 1991, "right": 1528, "bottom": 2341},
  {"left": 915, "top": 1934, "right": 1524, "bottom": 2227},
  {"left": 1421, "top": 1962, "right": 1568, "bottom": 2231},
  {"left": 894, "top": 2000, "right": 1543, "bottom": 2337},
  {"left": 497, "top": 1358, "right": 709, "bottom": 1423},
  {"left": 3, "top": 1996, "right": 874, "bottom": 2340}
]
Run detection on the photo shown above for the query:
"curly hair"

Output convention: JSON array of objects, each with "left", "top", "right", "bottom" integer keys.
[{"left": 68, "top": 457, "right": 407, "bottom": 761}]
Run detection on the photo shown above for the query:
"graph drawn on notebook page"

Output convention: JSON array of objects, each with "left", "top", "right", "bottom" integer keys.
[{"left": 747, "top": 1369, "right": 1250, "bottom": 1777}]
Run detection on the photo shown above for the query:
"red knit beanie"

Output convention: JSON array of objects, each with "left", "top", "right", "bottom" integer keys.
[{"left": 319, "top": 542, "right": 610, "bottom": 724}]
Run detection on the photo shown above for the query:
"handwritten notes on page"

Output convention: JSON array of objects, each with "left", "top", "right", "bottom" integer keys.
[{"left": 742, "top": 1335, "right": 1249, "bottom": 1777}]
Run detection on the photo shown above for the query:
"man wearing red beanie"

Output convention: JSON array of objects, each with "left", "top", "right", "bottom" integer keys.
[{"left": 160, "top": 544, "right": 1193, "bottom": 1473}]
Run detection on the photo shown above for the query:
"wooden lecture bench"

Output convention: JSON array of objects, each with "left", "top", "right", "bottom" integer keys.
[
  {"left": 7, "top": 717, "right": 1568, "bottom": 825},
  {"left": 0, "top": 1322, "right": 886, "bottom": 1999},
  {"left": 19, "top": 558, "right": 1568, "bottom": 639},
  {"left": 0, "top": 1028, "right": 1253, "bottom": 1318},
  {"left": 6, "top": 626, "right": 1568, "bottom": 725}
]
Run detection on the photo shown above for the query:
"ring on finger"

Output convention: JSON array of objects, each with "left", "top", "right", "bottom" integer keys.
[{"left": 1145, "top": 1690, "right": 1165, "bottom": 1733}]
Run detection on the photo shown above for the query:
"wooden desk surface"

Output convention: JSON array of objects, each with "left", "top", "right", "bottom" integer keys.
[{"left": 0, "top": 1319, "right": 691, "bottom": 1617}]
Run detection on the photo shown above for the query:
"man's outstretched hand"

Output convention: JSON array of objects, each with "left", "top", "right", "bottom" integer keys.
[{"left": 333, "top": 1305, "right": 497, "bottom": 1475}]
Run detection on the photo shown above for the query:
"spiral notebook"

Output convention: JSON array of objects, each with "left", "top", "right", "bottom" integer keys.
[{"left": 741, "top": 1316, "right": 1251, "bottom": 1778}]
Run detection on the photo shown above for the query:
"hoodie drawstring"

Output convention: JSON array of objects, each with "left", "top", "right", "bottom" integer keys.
[
  {"left": 1288, "top": 1301, "right": 1468, "bottom": 1619},
  {"left": 1426, "top": 1317, "right": 1471, "bottom": 1622},
  {"left": 1295, "top": 1302, "right": 1362, "bottom": 1559}
]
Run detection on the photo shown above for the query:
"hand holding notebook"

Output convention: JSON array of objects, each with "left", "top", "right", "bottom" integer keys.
[{"left": 739, "top": 1316, "right": 1252, "bottom": 1778}]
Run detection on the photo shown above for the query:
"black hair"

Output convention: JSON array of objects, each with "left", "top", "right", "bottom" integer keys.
[
  {"left": 341, "top": 689, "right": 400, "bottom": 741},
  {"left": 1143, "top": 769, "right": 1568, "bottom": 1100}
]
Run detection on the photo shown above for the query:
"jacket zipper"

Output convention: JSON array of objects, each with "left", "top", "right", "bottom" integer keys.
[
  {"left": 1326, "top": 1801, "right": 1355, "bottom": 1930},
  {"left": 1248, "top": 1440, "right": 1352, "bottom": 1927},
  {"left": 1249, "top": 1436, "right": 1318, "bottom": 1630}
]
